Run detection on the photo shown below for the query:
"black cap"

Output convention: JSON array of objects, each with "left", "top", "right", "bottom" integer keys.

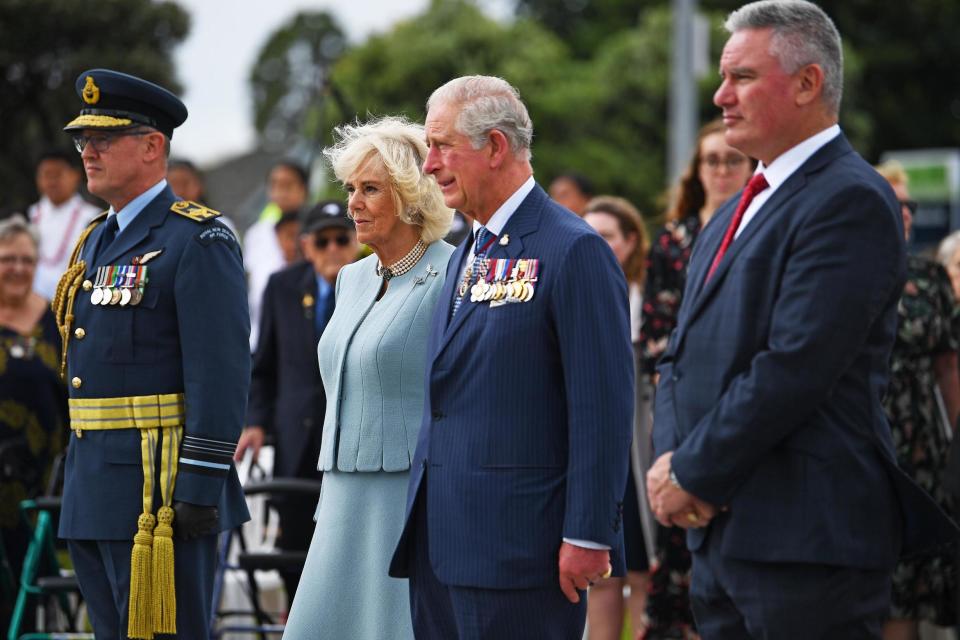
[
  {"left": 63, "top": 69, "right": 187, "bottom": 138},
  {"left": 302, "top": 200, "right": 353, "bottom": 234}
]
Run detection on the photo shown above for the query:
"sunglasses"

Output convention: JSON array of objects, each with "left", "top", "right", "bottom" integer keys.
[
  {"left": 315, "top": 234, "right": 351, "bottom": 250},
  {"left": 72, "top": 130, "right": 150, "bottom": 154},
  {"left": 899, "top": 199, "right": 918, "bottom": 216}
]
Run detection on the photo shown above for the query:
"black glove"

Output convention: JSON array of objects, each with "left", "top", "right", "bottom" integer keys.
[{"left": 173, "top": 501, "right": 219, "bottom": 540}]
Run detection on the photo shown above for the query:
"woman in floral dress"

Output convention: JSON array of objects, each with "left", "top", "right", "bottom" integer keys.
[{"left": 877, "top": 161, "right": 960, "bottom": 640}]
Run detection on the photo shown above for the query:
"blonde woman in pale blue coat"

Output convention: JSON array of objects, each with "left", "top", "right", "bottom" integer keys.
[{"left": 283, "top": 117, "right": 453, "bottom": 640}]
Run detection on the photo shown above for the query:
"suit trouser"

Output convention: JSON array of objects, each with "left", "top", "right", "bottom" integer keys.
[
  {"left": 407, "top": 482, "right": 586, "bottom": 640},
  {"left": 68, "top": 534, "right": 217, "bottom": 640},
  {"left": 273, "top": 434, "right": 323, "bottom": 602},
  {"left": 690, "top": 524, "right": 891, "bottom": 640}
]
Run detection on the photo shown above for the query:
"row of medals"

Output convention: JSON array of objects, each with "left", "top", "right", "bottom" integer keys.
[
  {"left": 468, "top": 258, "right": 539, "bottom": 303},
  {"left": 87, "top": 264, "right": 148, "bottom": 306}
]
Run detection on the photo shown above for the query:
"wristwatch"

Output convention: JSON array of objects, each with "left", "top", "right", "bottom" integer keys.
[{"left": 669, "top": 468, "right": 683, "bottom": 490}]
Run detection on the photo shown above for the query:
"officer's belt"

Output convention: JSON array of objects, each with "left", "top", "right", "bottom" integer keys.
[
  {"left": 67, "top": 393, "right": 184, "bottom": 640},
  {"left": 68, "top": 393, "right": 185, "bottom": 436}
]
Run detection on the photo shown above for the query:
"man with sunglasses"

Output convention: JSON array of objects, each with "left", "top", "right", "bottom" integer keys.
[
  {"left": 236, "top": 200, "right": 358, "bottom": 604},
  {"left": 56, "top": 69, "right": 250, "bottom": 640}
]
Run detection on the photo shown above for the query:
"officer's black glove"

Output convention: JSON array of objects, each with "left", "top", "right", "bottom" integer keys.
[{"left": 173, "top": 501, "right": 219, "bottom": 540}]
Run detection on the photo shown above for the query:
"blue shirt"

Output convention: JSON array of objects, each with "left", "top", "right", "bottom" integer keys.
[
  {"left": 110, "top": 179, "right": 168, "bottom": 232},
  {"left": 315, "top": 273, "right": 333, "bottom": 334}
]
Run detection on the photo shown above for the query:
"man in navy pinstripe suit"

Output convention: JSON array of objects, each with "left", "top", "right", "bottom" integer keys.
[
  {"left": 646, "top": 2, "right": 958, "bottom": 638},
  {"left": 388, "top": 76, "right": 634, "bottom": 638}
]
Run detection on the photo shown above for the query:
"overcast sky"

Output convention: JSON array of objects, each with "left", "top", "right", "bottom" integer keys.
[{"left": 170, "top": 0, "right": 510, "bottom": 167}]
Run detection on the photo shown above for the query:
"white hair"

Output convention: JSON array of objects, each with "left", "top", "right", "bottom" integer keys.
[
  {"left": 938, "top": 230, "right": 960, "bottom": 271},
  {"left": 0, "top": 214, "right": 39, "bottom": 249},
  {"left": 427, "top": 75, "right": 533, "bottom": 162},
  {"left": 324, "top": 115, "right": 453, "bottom": 244},
  {"left": 726, "top": 0, "right": 843, "bottom": 114}
]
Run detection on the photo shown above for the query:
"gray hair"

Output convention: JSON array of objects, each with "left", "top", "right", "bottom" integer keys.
[
  {"left": 0, "top": 214, "right": 39, "bottom": 249},
  {"left": 938, "top": 230, "right": 960, "bottom": 270},
  {"left": 726, "top": 0, "right": 843, "bottom": 114},
  {"left": 427, "top": 76, "right": 534, "bottom": 162},
  {"left": 324, "top": 115, "right": 453, "bottom": 244}
]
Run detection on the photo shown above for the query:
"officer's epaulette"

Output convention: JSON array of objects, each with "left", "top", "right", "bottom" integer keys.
[{"left": 170, "top": 200, "right": 221, "bottom": 223}]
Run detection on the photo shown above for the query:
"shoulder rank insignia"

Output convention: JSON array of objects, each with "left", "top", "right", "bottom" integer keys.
[{"left": 171, "top": 200, "right": 221, "bottom": 223}]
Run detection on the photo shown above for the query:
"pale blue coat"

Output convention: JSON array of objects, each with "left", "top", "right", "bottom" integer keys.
[{"left": 317, "top": 240, "right": 453, "bottom": 472}]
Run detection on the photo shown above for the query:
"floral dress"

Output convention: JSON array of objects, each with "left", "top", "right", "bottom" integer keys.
[
  {"left": 884, "top": 255, "right": 958, "bottom": 625},
  {"left": 640, "top": 215, "right": 702, "bottom": 639},
  {"left": 0, "top": 308, "right": 68, "bottom": 583}
]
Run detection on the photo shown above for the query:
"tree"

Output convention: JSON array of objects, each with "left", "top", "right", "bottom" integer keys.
[
  {"left": 249, "top": 11, "right": 348, "bottom": 150},
  {"left": 0, "top": 0, "right": 189, "bottom": 209}
]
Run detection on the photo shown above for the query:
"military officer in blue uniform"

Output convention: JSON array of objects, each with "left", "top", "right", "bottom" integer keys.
[{"left": 53, "top": 69, "right": 251, "bottom": 639}]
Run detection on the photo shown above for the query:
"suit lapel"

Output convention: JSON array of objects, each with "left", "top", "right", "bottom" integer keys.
[
  {"left": 432, "top": 185, "right": 546, "bottom": 363},
  {"left": 298, "top": 264, "right": 319, "bottom": 341},
  {"left": 682, "top": 134, "right": 854, "bottom": 330},
  {"left": 98, "top": 187, "right": 173, "bottom": 266}
]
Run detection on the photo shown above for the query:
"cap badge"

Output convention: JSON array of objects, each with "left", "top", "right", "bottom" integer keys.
[{"left": 82, "top": 76, "right": 100, "bottom": 105}]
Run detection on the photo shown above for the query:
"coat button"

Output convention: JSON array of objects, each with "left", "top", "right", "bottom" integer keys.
[
  {"left": 71, "top": 377, "right": 82, "bottom": 389},
  {"left": 82, "top": 280, "right": 93, "bottom": 292},
  {"left": 75, "top": 327, "right": 86, "bottom": 340},
  {"left": 303, "top": 417, "right": 313, "bottom": 428}
]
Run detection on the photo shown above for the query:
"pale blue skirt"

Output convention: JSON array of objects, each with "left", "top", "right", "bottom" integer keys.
[{"left": 283, "top": 470, "right": 413, "bottom": 640}]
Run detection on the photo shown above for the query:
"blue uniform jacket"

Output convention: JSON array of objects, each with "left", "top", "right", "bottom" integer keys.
[
  {"left": 59, "top": 185, "right": 250, "bottom": 540},
  {"left": 653, "top": 134, "right": 958, "bottom": 569},
  {"left": 390, "top": 184, "right": 635, "bottom": 588}
]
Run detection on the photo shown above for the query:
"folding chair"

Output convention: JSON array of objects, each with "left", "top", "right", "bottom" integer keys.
[
  {"left": 211, "top": 473, "right": 322, "bottom": 639},
  {"left": 6, "top": 451, "right": 89, "bottom": 640}
]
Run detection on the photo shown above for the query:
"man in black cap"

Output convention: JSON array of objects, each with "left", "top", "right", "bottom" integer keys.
[
  {"left": 55, "top": 68, "right": 251, "bottom": 639},
  {"left": 235, "top": 200, "right": 358, "bottom": 604}
]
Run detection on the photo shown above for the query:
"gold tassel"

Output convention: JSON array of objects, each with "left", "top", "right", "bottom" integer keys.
[
  {"left": 152, "top": 506, "right": 176, "bottom": 634},
  {"left": 128, "top": 513, "right": 156, "bottom": 640}
]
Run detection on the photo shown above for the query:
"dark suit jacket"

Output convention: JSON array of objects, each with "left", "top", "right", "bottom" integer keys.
[
  {"left": 653, "top": 134, "right": 958, "bottom": 570},
  {"left": 390, "top": 183, "right": 635, "bottom": 589},
  {"left": 248, "top": 260, "right": 329, "bottom": 478}
]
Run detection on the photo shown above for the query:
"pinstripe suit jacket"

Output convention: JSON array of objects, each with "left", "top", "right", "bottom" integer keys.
[
  {"left": 390, "top": 183, "right": 635, "bottom": 589},
  {"left": 653, "top": 134, "right": 957, "bottom": 569}
]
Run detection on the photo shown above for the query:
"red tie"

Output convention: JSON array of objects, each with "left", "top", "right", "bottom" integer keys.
[{"left": 706, "top": 173, "right": 769, "bottom": 282}]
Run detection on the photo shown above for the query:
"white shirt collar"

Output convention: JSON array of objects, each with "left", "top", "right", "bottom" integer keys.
[
  {"left": 472, "top": 175, "right": 535, "bottom": 238},
  {"left": 732, "top": 124, "right": 841, "bottom": 240},
  {"left": 108, "top": 179, "right": 167, "bottom": 232},
  {"left": 757, "top": 124, "right": 841, "bottom": 190}
]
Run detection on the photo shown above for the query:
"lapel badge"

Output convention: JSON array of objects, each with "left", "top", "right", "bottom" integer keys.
[
  {"left": 136, "top": 248, "right": 164, "bottom": 265},
  {"left": 82, "top": 76, "right": 100, "bottom": 104},
  {"left": 499, "top": 234, "right": 510, "bottom": 246},
  {"left": 302, "top": 293, "right": 315, "bottom": 308}
]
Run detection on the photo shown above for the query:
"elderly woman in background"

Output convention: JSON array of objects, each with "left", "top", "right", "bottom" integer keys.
[
  {"left": 283, "top": 116, "right": 453, "bottom": 640},
  {"left": 875, "top": 160, "right": 960, "bottom": 640},
  {"left": 641, "top": 118, "right": 754, "bottom": 639},
  {"left": 584, "top": 196, "right": 651, "bottom": 640},
  {"left": 938, "top": 230, "right": 960, "bottom": 304},
  {"left": 0, "top": 215, "right": 68, "bottom": 611}
]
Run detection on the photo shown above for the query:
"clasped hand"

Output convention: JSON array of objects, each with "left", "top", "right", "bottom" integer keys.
[{"left": 646, "top": 452, "right": 716, "bottom": 529}]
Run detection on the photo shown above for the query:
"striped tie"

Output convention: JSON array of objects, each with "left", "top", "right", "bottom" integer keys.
[{"left": 451, "top": 226, "right": 493, "bottom": 319}]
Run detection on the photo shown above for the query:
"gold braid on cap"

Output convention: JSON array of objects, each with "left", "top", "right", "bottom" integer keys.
[{"left": 52, "top": 213, "right": 107, "bottom": 379}]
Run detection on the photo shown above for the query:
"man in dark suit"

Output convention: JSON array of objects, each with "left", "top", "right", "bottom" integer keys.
[
  {"left": 645, "top": 2, "right": 958, "bottom": 638},
  {"left": 57, "top": 69, "right": 250, "bottom": 639},
  {"left": 235, "top": 201, "right": 357, "bottom": 600},
  {"left": 388, "top": 75, "right": 634, "bottom": 639}
]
